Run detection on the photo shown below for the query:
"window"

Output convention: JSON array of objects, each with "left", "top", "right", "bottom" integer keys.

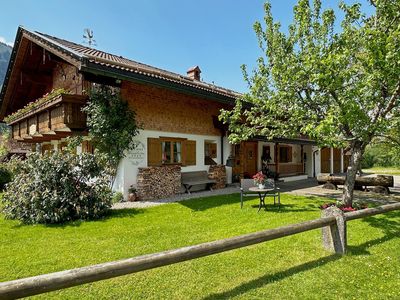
[
  {"left": 279, "top": 145, "right": 292, "bottom": 163},
  {"left": 204, "top": 142, "right": 217, "bottom": 158},
  {"left": 204, "top": 141, "right": 217, "bottom": 165},
  {"left": 148, "top": 137, "right": 196, "bottom": 166},
  {"left": 41, "top": 144, "right": 54, "bottom": 155},
  {"left": 162, "top": 140, "right": 182, "bottom": 164}
]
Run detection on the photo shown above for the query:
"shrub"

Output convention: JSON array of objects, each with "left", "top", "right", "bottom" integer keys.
[
  {"left": 0, "top": 166, "right": 12, "bottom": 191},
  {"left": 111, "top": 192, "right": 124, "bottom": 203},
  {"left": 1, "top": 152, "right": 113, "bottom": 224}
]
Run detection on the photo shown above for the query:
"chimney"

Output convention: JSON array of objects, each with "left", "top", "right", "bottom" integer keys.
[{"left": 187, "top": 66, "right": 201, "bottom": 81}]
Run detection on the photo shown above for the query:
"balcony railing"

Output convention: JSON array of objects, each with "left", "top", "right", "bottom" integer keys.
[{"left": 6, "top": 93, "right": 87, "bottom": 142}]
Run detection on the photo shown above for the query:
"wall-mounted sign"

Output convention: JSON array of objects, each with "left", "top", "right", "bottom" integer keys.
[{"left": 128, "top": 141, "right": 145, "bottom": 165}]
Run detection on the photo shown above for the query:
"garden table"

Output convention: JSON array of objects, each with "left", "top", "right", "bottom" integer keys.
[{"left": 248, "top": 186, "right": 276, "bottom": 212}]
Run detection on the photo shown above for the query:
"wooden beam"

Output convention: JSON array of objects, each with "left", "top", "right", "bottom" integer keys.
[{"left": 0, "top": 216, "right": 338, "bottom": 299}]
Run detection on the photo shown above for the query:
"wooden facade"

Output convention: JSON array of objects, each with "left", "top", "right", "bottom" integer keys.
[
  {"left": 121, "top": 81, "right": 230, "bottom": 136},
  {"left": 8, "top": 94, "right": 87, "bottom": 143}
]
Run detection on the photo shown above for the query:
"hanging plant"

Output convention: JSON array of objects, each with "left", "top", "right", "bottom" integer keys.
[{"left": 4, "top": 88, "right": 69, "bottom": 124}]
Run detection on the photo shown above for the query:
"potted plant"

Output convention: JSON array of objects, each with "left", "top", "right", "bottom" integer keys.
[
  {"left": 128, "top": 185, "right": 138, "bottom": 202},
  {"left": 252, "top": 171, "right": 266, "bottom": 189}
]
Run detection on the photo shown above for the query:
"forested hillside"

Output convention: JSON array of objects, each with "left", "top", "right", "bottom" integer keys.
[{"left": 0, "top": 42, "right": 12, "bottom": 88}]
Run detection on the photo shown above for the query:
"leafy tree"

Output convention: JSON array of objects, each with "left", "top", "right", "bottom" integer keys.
[
  {"left": 82, "top": 85, "right": 140, "bottom": 184},
  {"left": 220, "top": 0, "right": 400, "bottom": 206}
]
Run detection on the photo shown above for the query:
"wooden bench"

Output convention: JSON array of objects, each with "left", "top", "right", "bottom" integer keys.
[{"left": 181, "top": 171, "right": 216, "bottom": 194}]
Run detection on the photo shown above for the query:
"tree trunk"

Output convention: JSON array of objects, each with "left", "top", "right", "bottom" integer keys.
[
  {"left": 317, "top": 174, "right": 394, "bottom": 187},
  {"left": 342, "top": 141, "right": 365, "bottom": 206}
]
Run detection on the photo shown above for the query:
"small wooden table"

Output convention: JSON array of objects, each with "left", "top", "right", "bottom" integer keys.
[{"left": 249, "top": 187, "right": 275, "bottom": 212}]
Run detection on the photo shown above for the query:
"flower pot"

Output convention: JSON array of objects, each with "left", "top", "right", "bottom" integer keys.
[
  {"left": 128, "top": 193, "right": 138, "bottom": 202},
  {"left": 258, "top": 184, "right": 265, "bottom": 189}
]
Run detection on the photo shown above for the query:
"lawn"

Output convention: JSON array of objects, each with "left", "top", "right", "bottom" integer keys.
[
  {"left": 363, "top": 166, "right": 400, "bottom": 175},
  {"left": 1, "top": 193, "right": 399, "bottom": 299}
]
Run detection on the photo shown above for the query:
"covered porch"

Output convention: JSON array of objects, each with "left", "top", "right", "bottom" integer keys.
[{"left": 230, "top": 136, "right": 316, "bottom": 181}]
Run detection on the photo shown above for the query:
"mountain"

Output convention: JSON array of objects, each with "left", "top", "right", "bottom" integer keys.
[{"left": 0, "top": 42, "right": 12, "bottom": 88}]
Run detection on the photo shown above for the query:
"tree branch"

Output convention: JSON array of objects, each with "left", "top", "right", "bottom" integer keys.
[{"left": 382, "top": 81, "right": 400, "bottom": 116}]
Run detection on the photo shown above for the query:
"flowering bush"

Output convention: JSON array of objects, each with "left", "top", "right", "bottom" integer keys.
[
  {"left": 1, "top": 152, "right": 113, "bottom": 224},
  {"left": 320, "top": 202, "right": 368, "bottom": 212},
  {"left": 252, "top": 171, "right": 266, "bottom": 185}
]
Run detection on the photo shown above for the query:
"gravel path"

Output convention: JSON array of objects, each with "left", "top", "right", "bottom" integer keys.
[
  {"left": 112, "top": 186, "right": 240, "bottom": 209},
  {"left": 112, "top": 176, "right": 400, "bottom": 210}
]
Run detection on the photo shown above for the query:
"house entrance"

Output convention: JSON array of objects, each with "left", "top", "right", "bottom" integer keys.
[
  {"left": 243, "top": 141, "right": 258, "bottom": 178},
  {"left": 320, "top": 148, "right": 331, "bottom": 173}
]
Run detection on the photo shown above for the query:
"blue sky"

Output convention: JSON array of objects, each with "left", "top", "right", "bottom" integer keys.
[{"left": 0, "top": 0, "right": 373, "bottom": 93}]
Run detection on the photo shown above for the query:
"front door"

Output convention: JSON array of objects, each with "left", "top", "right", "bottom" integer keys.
[
  {"left": 243, "top": 141, "right": 258, "bottom": 178},
  {"left": 320, "top": 148, "right": 331, "bottom": 173}
]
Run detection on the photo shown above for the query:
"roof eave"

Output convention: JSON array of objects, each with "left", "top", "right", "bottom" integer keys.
[
  {"left": 80, "top": 62, "right": 238, "bottom": 106},
  {"left": 0, "top": 27, "right": 24, "bottom": 119}
]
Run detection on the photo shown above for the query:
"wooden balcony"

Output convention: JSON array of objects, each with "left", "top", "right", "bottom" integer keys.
[
  {"left": 268, "top": 163, "right": 304, "bottom": 176},
  {"left": 6, "top": 94, "right": 87, "bottom": 143}
]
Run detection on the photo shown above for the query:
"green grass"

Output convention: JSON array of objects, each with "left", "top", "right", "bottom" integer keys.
[
  {"left": 1, "top": 194, "right": 399, "bottom": 299},
  {"left": 363, "top": 166, "right": 400, "bottom": 175}
]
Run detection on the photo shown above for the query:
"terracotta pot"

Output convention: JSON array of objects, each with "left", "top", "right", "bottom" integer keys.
[{"left": 128, "top": 193, "right": 138, "bottom": 202}]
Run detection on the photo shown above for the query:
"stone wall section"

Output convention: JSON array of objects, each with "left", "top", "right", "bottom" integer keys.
[{"left": 137, "top": 165, "right": 181, "bottom": 200}]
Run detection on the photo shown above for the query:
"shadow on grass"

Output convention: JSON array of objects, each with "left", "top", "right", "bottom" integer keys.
[
  {"left": 178, "top": 193, "right": 244, "bottom": 211},
  {"left": 251, "top": 203, "right": 318, "bottom": 213},
  {"left": 179, "top": 193, "right": 325, "bottom": 213},
  {"left": 348, "top": 211, "right": 400, "bottom": 255},
  {"left": 203, "top": 209, "right": 400, "bottom": 299},
  {"left": 11, "top": 207, "right": 145, "bottom": 229},
  {"left": 202, "top": 254, "right": 341, "bottom": 300}
]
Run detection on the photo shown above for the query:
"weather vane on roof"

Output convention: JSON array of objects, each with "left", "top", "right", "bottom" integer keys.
[{"left": 83, "top": 28, "right": 97, "bottom": 47}]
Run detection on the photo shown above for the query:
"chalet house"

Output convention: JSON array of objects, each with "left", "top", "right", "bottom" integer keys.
[{"left": 0, "top": 27, "right": 348, "bottom": 199}]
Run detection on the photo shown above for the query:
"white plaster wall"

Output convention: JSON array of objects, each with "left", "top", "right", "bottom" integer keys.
[
  {"left": 113, "top": 129, "right": 228, "bottom": 198},
  {"left": 223, "top": 135, "right": 232, "bottom": 184},
  {"left": 304, "top": 145, "right": 313, "bottom": 177},
  {"left": 291, "top": 144, "right": 302, "bottom": 163},
  {"left": 313, "top": 147, "right": 321, "bottom": 176}
]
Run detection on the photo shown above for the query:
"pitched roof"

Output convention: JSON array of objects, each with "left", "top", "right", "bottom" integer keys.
[{"left": 22, "top": 27, "right": 241, "bottom": 101}]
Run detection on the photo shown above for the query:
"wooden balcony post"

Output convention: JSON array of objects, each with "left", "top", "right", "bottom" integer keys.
[
  {"left": 48, "top": 110, "right": 52, "bottom": 131},
  {"left": 36, "top": 114, "right": 39, "bottom": 134}
]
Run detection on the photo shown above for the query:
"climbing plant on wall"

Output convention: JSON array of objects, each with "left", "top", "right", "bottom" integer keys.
[{"left": 83, "top": 85, "right": 140, "bottom": 183}]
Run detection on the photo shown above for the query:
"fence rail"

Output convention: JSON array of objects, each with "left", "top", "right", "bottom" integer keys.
[{"left": 1, "top": 202, "right": 399, "bottom": 300}]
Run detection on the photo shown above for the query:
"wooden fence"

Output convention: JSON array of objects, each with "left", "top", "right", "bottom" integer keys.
[{"left": 0, "top": 202, "right": 399, "bottom": 299}]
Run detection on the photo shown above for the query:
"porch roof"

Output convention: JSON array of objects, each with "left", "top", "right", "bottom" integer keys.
[{"left": 253, "top": 135, "right": 318, "bottom": 146}]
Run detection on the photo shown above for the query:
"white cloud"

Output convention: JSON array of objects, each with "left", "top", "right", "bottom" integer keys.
[{"left": 0, "top": 36, "right": 14, "bottom": 47}]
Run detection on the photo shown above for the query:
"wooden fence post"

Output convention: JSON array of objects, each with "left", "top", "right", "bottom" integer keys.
[{"left": 321, "top": 206, "right": 347, "bottom": 254}]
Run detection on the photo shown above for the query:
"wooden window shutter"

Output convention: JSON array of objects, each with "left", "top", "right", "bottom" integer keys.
[
  {"left": 82, "top": 141, "right": 94, "bottom": 154},
  {"left": 147, "top": 138, "right": 162, "bottom": 166},
  {"left": 288, "top": 146, "right": 293, "bottom": 162},
  {"left": 82, "top": 141, "right": 89, "bottom": 153},
  {"left": 185, "top": 140, "right": 196, "bottom": 166}
]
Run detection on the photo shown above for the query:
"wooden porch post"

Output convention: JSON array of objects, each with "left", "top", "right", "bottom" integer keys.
[
  {"left": 300, "top": 145, "right": 304, "bottom": 174},
  {"left": 275, "top": 143, "right": 279, "bottom": 175},
  {"left": 340, "top": 149, "right": 344, "bottom": 173},
  {"left": 330, "top": 147, "right": 334, "bottom": 174}
]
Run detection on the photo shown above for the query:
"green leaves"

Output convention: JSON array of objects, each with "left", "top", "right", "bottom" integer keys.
[
  {"left": 83, "top": 85, "right": 140, "bottom": 173},
  {"left": 1, "top": 152, "right": 113, "bottom": 224},
  {"left": 221, "top": 0, "right": 400, "bottom": 150}
]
